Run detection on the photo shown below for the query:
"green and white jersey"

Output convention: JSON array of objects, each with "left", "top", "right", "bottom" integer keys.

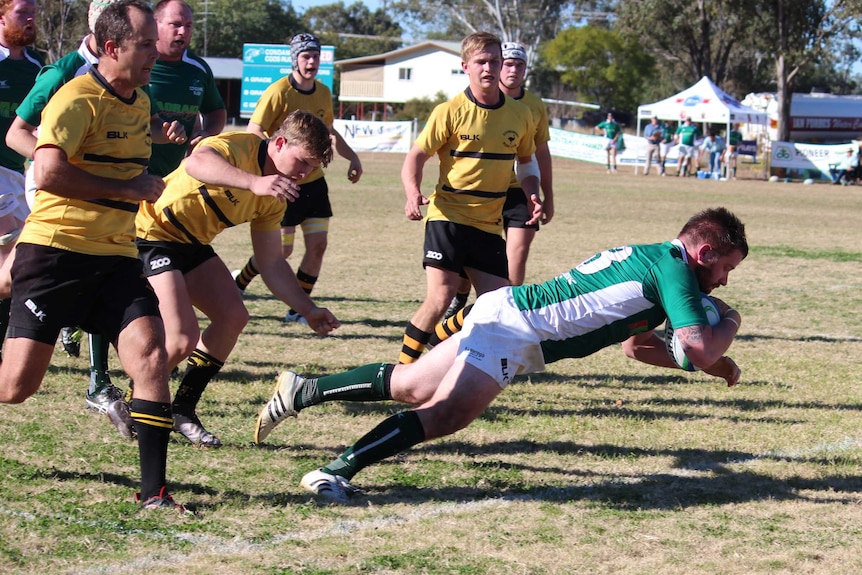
[
  {"left": 149, "top": 49, "right": 224, "bottom": 177},
  {"left": 15, "top": 37, "right": 96, "bottom": 128},
  {"left": 728, "top": 129, "right": 743, "bottom": 146},
  {"left": 510, "top": 240, "right": 709, "bottom": 363},
  {"left": 0, "top": 45, "right": 44, "bottom": 173},
  {"left": 597, "top": 119, "right": 620, "bottom": 139},
  {"left": 676, "top": 124, "right": 700, "bottom": 146}
]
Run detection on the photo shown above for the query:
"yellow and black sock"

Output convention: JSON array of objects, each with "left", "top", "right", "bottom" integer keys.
[
  {"left": 399, "top": 322, "right": 431, "bottom": 364},
  {"left": 172, "top": 349, "right": 224, "bottom": 415},
  {"left": 235, "top": 257, "right": 259, "bottom": 291},
  {"left": 427, "top": 304, "right": 473, "bottom": 349}
]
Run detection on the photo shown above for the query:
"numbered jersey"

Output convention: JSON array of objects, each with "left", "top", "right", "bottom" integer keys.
[{"left": 509, "top": 239, "right": 710, "bottom": 363}]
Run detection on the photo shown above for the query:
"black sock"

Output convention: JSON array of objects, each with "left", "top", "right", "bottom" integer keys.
[
  {"left": 172, "top": 349, "right": 224, "bottom": 415},
  {"left": 323, "top": 410, "right": 426, "bottom": 480},
  {"left": 130, "top": 398, "right": 172, "bottom": 499},
  {"left": 288, "top": 269, "right": 317, "bottom": 315}
]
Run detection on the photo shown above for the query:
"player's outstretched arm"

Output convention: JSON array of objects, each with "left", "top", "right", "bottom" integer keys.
[{"left": 251, "top": 229, "right": 339, "bottom": 336}]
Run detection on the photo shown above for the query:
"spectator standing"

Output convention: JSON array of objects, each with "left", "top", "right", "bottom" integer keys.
[
  {"left": 643, "top": 116, "right": 663, "bottom": 176},
  {"left": 675, "top": 117, "right": 700, "bottom": 177},
  {"left": 700, "top": 131, "right": 726, "bottom": 177},
  {"left": 595, "top": 112, "right": 621, "bottom": 173}
]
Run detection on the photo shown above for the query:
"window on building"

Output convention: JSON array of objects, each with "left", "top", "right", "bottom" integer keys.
[{"left": 399, "top": 67, "right": 412, "bottom": 81}]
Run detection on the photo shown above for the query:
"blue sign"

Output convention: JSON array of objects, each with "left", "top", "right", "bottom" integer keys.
[{"left": 240, "top": 43, "right": 335, "bottom": 119}]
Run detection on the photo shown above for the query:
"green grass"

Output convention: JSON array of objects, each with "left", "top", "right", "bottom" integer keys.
[{"left": 3, "top": 155, "right": 862, "bottom": 574}]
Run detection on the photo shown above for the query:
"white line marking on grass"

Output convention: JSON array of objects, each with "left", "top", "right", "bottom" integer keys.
[{"left": 1, "top": 497, "right": 511, "bottom": 574}]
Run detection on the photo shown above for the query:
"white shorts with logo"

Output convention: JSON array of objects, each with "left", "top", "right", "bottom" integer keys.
[
  {"left": 454, "top": 287, "right": 546, "bottom": 389},
  {"left": 0, "top": 165, "right": 30, "bottom": 223}
]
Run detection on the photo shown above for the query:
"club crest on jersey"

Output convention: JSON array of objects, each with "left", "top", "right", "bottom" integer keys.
[{"left": 502, "top": 130, "right": 518, "bottom": 148}]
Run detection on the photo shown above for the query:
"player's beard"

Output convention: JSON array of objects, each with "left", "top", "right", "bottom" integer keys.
[{"left": 4, "top": 21, "right": 37, "bottom": 47}]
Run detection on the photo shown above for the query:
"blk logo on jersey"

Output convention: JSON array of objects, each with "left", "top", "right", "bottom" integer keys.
[
  {"left": 460, "top": 134, "right": 480, "bottom": 141},
  {"left": 107, "top": 131, "right": 129, "bottom": 139},
  {"left": 225, "top": 190, "right": 239, "bottom": 205}
]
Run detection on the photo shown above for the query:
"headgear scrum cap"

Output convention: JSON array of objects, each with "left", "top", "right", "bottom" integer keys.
[
  {"left": 501, "top": 41, "right": 527, "bottom": 63},
  {"left": 88, "top": 0, "right": 121, "bottom": 34},
  {"left": 290, "top": 33, "right": 321, "bottom": 69}
]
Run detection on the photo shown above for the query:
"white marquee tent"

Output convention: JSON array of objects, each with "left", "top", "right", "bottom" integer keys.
[
  {"left": 632, "top": 76, "right": 768, "bottom": 174},
  {"left": 636, "top": 76, "right": 767, "bottom": 138}
]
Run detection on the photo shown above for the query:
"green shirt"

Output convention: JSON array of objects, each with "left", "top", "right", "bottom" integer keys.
[
  {"left": 675, "top": 124, "right": 700, "bottom": 147},
  {"left": 597, "top": 119, "right": 621, "bottom": 140},
  {"left": 510, "top": 240, "right": 707, "bottom": 364},
  {"left": 0, "top": 46, "right": 44, "bottom": 172},
  {"left": 148, "top": 50, "right": 224, "bottom": 177}
]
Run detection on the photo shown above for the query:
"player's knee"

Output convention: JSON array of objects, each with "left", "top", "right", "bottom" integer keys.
[{"left": 219, "top": 304, "right": 249, "bottom": 336}]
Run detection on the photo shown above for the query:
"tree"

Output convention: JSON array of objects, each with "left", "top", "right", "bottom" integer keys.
[
  {"left": 748, "top": 0, "right": 862, "bottom": 141},
  {"left": 303, "top": 1, "right": 403, "bottom": 60},
  {"left": 188, "top": 0, "right": 303, "bottom": 58},
  {"left": 542, "top": 25, "right": 655, "bottom": 114},
  {"left": 390, "top": 0, "right": 607, "bottom": 69},
  {"left": 614, "top": 0, "right": 767, "bottom": 96},
  {"left": 35, "top": 0, "right": 88, "bottom": 63}
]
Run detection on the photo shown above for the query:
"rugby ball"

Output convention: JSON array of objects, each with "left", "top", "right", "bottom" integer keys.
[{"left": 665, "top": 294, "right": 722, "bottom": 371}]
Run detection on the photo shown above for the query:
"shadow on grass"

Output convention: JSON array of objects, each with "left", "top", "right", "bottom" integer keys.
[{"left": 358, "top": 466, "right": 862, "bottom": 510}]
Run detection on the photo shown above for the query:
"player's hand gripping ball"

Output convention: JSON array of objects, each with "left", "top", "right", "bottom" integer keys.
[{"left": 665, "top": 294, "right": 722, "bottom": 371}]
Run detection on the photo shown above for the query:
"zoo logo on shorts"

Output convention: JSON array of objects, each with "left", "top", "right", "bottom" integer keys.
[
  {"left": 150, "top": 256, "right": 172, "bottom": 271},
  {"left": 425, "top": 250, "right": 443, "bottom": 261}
]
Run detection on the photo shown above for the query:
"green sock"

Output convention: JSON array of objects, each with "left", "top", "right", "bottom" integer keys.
[
  {"left": 297, "top": 363, "right": 393, "bottom": 410},
  {"left": 323, "top": 410, "right": 426, "bottom": 480},
  {"left": 172, "top": 349, "right": 224, "bottom": 415},
  {"left": 88, "top": 333, "right": 112, "bottom": 394}
]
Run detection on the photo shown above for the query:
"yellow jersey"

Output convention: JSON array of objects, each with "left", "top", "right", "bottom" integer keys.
[
  {"left": 249, "top": 75, "right": 333, "bottom": 185},
  {"left": 22, "top": 70, "right": 151, "bottom": 258},
  {"left": 417, "top": 89, "right": 535, "bottom": 235},
  {"left": 136, "top": 132, "right": 284, "bottom": 244}
]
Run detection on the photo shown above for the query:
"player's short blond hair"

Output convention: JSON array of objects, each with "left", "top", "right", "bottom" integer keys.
[
  {"left": 272, "top": 110, "right": 333, "bottom": 168},
  {"left": 460, "top": 31, "right": 501, "bottom": 63}
]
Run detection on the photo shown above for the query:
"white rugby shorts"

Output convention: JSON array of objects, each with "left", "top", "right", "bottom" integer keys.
[{"left": 455, "top": 287, "right": 545, "bottom": 388}]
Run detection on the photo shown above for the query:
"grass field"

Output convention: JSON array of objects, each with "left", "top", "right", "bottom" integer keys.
[{"left": 3, "top": 153, "right": 862, "bottom": 574}]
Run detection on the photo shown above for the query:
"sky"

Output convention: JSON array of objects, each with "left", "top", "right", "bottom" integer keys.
[{"left": 293, "top": 0, "right": 385, "bottom": 11}]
